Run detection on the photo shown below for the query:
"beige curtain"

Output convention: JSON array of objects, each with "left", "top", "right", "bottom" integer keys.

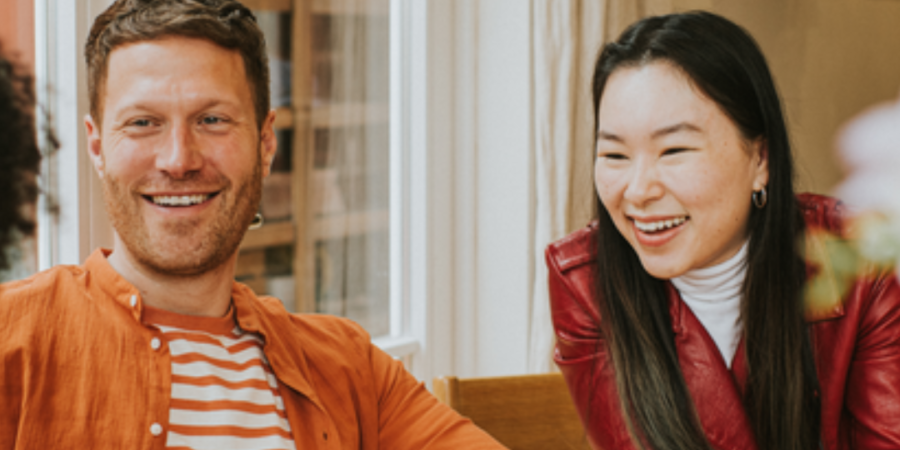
[{"left": 526, "top": 0, "right": 672, "bottom": 373}]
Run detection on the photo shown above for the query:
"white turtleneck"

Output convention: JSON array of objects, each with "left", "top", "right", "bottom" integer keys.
[{"left": 670, "top": 241, "right": 748, "bottom": 368}]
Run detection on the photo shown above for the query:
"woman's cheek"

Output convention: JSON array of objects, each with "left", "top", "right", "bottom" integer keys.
[{"left": 659, "top": 162, "right": 704, "bottom": 199}]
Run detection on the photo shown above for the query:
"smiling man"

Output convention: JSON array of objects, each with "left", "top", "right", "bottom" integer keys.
[{"left": 0, "top": 1, "right": 504, "bottom": 449}]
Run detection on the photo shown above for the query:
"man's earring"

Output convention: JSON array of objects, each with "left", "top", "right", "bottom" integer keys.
[{"left": 249, "top": 212, "right": 264, "bottom": 230}]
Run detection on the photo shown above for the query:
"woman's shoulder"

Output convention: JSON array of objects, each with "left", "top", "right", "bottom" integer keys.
[
  {"left": 546, "top": 223, "right": 603, "bottom": 331},
  {"left": 797, "top": 192, "right": 849, "bottom": 235},
  {"left": 798, "top": 192, "right": 900, "bottom": 324},
  {"left": 545, "top": 221, "right": 600, "bottom": 274}
]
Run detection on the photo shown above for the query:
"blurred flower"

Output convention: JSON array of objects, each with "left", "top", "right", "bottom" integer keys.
[{"left": 836, "top": 96, "right": 900, "bottom": 278}]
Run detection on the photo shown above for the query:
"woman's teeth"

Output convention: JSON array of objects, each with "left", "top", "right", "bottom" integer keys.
[
  {"left": 634, "top": 216, "right": 688, "bottom": 233},
  {"left": 152, "top": 194, "right": 210, "bottom": 206}
]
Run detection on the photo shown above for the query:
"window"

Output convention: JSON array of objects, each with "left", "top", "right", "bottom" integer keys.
[{"left": 34, "top": 0, "right": 432, "bottom": 378}]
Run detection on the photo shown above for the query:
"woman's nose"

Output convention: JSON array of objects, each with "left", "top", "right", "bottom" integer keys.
[{"left": 623, "top": 160, "right": 665, "bottom": 207}]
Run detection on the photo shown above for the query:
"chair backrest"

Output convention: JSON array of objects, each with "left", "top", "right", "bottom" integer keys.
[{"left": 433, "top": 373, "right": 592, "bottom": 450}]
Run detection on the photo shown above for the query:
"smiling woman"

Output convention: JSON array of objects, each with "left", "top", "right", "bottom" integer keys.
[{"left": 546, "top": 11, "right": 900, "bottom": 450}]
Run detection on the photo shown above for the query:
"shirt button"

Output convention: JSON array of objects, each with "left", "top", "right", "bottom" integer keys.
[
  {"left": 150, "top": 422, "right": 163, "bottom": 436},
  {"left": 150, "top": 337, "right": 161, "bottom": 350},
  {"left": 130, "top": 295, "right": 137, "bottom": 307}
]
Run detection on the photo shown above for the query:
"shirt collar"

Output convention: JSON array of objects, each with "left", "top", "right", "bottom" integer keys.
[
  {"left": 84, "top": 249, "right": 143, "bottom": 321},
  {"left": 231, "top": 281, "right": 323, "bottom": 408},
  {"left": 85, "top": 248, "right": 324, "bottom": 408}
]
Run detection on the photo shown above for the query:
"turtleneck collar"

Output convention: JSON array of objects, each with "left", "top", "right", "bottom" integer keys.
[
  {"left": 670, "top": 241, "right": 749, "bottom": 368},
  {"left": 671, "top": 241, "right": 749, "bottom": 303}
]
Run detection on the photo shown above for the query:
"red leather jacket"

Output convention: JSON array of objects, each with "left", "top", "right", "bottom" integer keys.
[{"left": 547, "top": 194, "right": 900, "bottom": 450}]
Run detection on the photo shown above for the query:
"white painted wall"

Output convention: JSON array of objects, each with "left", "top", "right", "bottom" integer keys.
[
  {"left": 471, "top": 0, "right": 533, "bottom": 376},
  {"left": 423, "top": 0, "right": 536, "bottom": 378}
]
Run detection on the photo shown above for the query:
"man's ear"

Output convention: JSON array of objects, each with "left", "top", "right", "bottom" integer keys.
[
  {"left": 751, "top": 137, "right": 769, "bottom": 191},
  {"left": 260, "top": 109, "right": 278, "bottom": 178},
  {"left": 85, "top": 115, "right": 105, "bottom": 178}
]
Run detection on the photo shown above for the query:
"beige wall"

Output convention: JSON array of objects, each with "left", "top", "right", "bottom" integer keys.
[
  {"left": 671, "top": 0, "right": 900, "bottom": 194},
  {"left": 0, "top": 0, "right": 35, "bottom": 68}
]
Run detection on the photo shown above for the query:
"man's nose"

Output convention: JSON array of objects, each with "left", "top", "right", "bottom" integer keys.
[
  {"left": 623, "top": 159, "right": 665, "bottom": 207},
  {"left": 156, "top": 123, "right": 203, "bottom": 178}
]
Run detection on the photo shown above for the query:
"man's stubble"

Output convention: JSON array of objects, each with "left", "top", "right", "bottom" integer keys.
[{"left": 102, "top": 149, "right": 262, "bottom": 278}]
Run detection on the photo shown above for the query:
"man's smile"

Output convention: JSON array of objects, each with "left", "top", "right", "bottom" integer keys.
[{"left": 143, "top": 193, "right": 219, "bottom": 207}]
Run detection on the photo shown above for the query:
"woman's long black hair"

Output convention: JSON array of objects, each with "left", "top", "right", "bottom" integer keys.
[{"left": 590, "top": 11, "right": 820, "bottom": 450}]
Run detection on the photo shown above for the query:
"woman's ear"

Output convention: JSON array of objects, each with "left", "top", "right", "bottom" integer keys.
[{"left": 751, "top": 137, "right": 769, "bottom": 191}]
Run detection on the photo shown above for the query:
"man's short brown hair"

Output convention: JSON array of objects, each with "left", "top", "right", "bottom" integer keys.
[{"left": 85, "top": 0, "right": 270, "bottom": 128}]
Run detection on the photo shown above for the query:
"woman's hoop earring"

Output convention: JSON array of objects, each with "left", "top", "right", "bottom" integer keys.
[
  {"left": 752, "top": 187, "right": 767, "bottom": 209},
  {"left": 248, "top": 212, "right": 264, "bottom": 230}
]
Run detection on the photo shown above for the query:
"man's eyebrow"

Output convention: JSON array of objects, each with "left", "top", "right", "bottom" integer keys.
[
  {"left": 651, "top": 122, "right": 703, "bottom": 139},
  {"left": 111, "top": 98, "right": 241, "bottom": 117}
]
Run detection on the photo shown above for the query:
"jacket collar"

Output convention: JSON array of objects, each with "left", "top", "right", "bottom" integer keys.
[
  {"left": 803, "top": 228, "right": 848, "bottom": 322},
  {"left": 666, "top": 283, "right": 759, "bottom": 450},
  {"left": 662, "top": 221, "right": 849, "bottom": 450}
]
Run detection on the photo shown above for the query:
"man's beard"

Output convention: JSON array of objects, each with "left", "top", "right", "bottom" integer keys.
[{"left": 102, "top": 158, "right": 261, "bottom": 278}]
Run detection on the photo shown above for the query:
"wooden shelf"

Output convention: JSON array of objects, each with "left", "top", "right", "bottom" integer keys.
[
  {"left": 243, "top": 0, "right": 291, "bottom": 12},
  {"left": 246, "top": 0, "right": 389, "bottom": 15},
  {"left": 241, "top": 0, "right": 391, "bottom": 315},
  {"left": 273, "top": 104, "right": 388, "bottom": 130},
  {"left": 312, "top": 0, "right": 389, "bottom": 16},
  {"left": 273, "top": 106, "right": 293, "bottom": 130},
  {"left": 240, "top": 220, "right": 295, "bottom": 251},
  {"left": 240, "top": 209, "right": 389, "bottom": 251},
  {"left": 313, "top": 210, "right": 389, "bottom": 240},
  {"left": 311, "top": 103, "right": 389, "bottom": 128}
]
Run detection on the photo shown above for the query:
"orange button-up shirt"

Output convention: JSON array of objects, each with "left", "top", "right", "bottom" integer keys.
[{"left": 0, "top": 249, "right": 505, "bottom": 449}]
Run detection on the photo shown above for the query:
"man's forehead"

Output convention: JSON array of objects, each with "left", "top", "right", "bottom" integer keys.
[
  {"left": 102, "top": 36, "right": 252, "bottom": 112},
  {"left": 107, "top": 36, "right": 245, "bottom": 69}
]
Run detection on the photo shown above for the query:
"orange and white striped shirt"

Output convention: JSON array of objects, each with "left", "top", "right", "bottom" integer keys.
[{"left": 144, "top": 304, "right": 296, "bottom": 450}]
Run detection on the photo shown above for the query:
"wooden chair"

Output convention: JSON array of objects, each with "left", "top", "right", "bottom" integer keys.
[{"left": 433, "top": 373, "right": 591, "bottom": 450}]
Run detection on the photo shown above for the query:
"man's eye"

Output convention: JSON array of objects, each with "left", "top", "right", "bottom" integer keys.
[
  {"left": 202, "top": 116, "right": 225, "bottom": 125},
  {"left": 132, "top": 119, "right": 152, "bottom": 127}
]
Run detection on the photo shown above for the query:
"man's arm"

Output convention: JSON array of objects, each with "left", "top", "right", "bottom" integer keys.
[{"left": 369, "top": 344, "right": 508, "bottom": 449}]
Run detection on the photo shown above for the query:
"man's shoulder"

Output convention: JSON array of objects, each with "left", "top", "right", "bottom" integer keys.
[
  {"left": 0, "top": 263, "right": 88, "bottom": 305},
  {"left": 0, "top": 264, "right": 91, "bottom": 347},
  {"left": 250, "top": 295, "right": 381, "bottom": 378},
  {"left": 251, "top": 293, "right": 372, "bottom": 348}
]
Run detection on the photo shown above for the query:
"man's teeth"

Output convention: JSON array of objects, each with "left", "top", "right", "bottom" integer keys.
[
  {"left": 152, "top": 194, "right": 210, "bottom": 206},
  {"left": 634, "top": 216, "right": 688, "bottom": 233}
]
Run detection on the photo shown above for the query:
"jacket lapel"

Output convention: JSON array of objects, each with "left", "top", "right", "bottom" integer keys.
[{"left": 667, "top": 284, "right": 759, "bottom": 450}]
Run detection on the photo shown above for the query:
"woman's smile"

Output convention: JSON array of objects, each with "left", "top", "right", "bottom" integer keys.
[{"left": 630, "top": 215, "right": 690, "bottom": 247}]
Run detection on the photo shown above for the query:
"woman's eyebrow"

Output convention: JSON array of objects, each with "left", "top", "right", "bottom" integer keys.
[
  {"left": 596, "top": 130, "right": 623, "bottom": 142},
  {"left": 597, "top": 122, "right": 703, "bottom": 142},
  {"left": 652, "top": 122, "right": 703, "bottom": 139}
]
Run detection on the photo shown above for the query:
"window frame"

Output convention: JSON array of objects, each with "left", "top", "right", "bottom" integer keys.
[{"left": 34, "top": 0, "right": 441, "bottom": 380}]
